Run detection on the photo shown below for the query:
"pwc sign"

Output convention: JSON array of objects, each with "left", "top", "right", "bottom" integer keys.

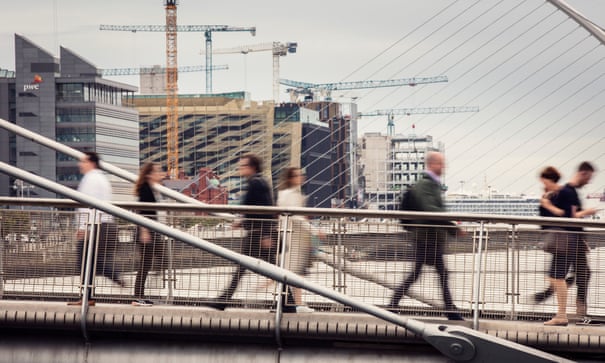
[{"left": 23, "top": 74, "right": 43, "bottom": 91}]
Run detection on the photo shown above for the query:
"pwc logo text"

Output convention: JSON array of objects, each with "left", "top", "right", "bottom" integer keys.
[{"left": 23, "top": 74, "right": 43, "bottom": 91}]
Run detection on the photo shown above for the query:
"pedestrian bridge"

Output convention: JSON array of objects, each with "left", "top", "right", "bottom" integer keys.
[{"left": 0, "top": 197, "right": 603, "bottom": 362}]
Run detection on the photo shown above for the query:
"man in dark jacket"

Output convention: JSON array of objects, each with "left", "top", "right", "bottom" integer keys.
[
  {"left": 388, "top": 151, "right": 464, "bottom": 320},
  {"left": 211, "top": 153, "right": 278, "bottom": 309}
]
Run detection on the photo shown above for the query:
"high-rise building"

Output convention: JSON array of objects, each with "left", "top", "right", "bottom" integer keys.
[
  {"left": 273, "top": 103, "right": 332, "bottom": 208},
  {"left": 273, "top": 102, "right": 357, "bottom": 208},
  {"left": 359, "top": 132, "right": 444, "bottom": 210},
  {"left": 0, "top": 34, "right": 139, "bottom": 200},
  {"left": 135, "top": 93, "right": 274, "bottom": 203}
]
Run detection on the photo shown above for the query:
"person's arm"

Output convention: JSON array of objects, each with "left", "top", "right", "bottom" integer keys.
[
  {"left": 574, "top": 207, "right": 598, "bottom": 218},
  {"left": 540, "top": 193, "right": 565, "bottom": 216}
]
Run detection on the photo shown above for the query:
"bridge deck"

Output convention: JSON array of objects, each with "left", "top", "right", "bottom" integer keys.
[{"left": 1, "top": 300, "right": 602, "bottom": 356}]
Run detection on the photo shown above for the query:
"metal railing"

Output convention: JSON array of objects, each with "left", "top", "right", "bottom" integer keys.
[{"left": 1, "top": 197, "right": 603, "bottom": 325}]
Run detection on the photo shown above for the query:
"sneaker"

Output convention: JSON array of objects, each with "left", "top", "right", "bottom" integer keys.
[
  {"left": 295, "top": 305, "right": 315, "bottom": 313},
  {"left": 204, "top": 302, "right": 227, "bottom": 311},
  {"left": 446, "top": 312, "right": 465, "bottom": 321},
  {"left": 131, "top": 299, "right": 153, "bottom": 307},
  {"left": 576, "top": 317, "right": 603, "bottom": 326}
]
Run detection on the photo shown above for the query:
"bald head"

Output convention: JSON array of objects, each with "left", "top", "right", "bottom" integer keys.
[{"left": 426, "top": 151, "right": 445, "bottom": 177}]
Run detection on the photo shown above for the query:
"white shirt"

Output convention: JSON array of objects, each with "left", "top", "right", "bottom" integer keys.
[
  {"left": 77, "top": 168, "right": 113, "bottom": 228},
  {"left": 278, "top": 187, "right": 310, "bottom": 226}
]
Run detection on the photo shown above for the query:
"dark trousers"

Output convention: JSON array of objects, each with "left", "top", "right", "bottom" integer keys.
[
  {"left": 548, "top": 233, "right": 591, "bottom": 303},
  {"left": 575, "top": 250, "right": 590, "bottom": 303},
  {"left": 390, "top": 228, "right": 456, "bottom": 311},
  {"left": 217, "top": 225, "right": 298, "bottom": 309},
  {"left": 76, "top": 223, "right": 120, "bottom": 299},
  {"left": 134, "top": 230, "right": 165, "bottom": 299},
  {"left": 218, "top": 228, "right": 277, "bottom": 300}
]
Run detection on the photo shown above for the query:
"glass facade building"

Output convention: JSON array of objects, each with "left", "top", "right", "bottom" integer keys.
[
  {"left": 0, "top": 34, "right": 138, "bottom": 200},
  {"left": 135, "top": 93, "right": 274, "bottom": 203}
]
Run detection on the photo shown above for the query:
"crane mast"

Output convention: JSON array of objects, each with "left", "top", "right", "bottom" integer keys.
[{"left": 165, "top": 0, "right": 179, "bottom": 179}]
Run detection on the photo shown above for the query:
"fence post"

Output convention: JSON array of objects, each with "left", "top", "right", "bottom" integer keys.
[
  {"left": 506, "top": 224, "right": 520, "bottom": 320},
  {"left": 275, "top": 213, "right": 291, "bottom": 348},
  {"left": 472, "top": 221, "right": 486, "bottom": 329}
]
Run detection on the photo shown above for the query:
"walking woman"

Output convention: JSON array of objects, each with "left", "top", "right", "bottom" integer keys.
[
  {"left": 133, "top": 162, "right": 166, "bottom": 306},
  {"left": 277, "top": 167, "right": 315, "bottom": 313},
  {"left": 537, "top": 163, "right": 598, "bottom": 326}
]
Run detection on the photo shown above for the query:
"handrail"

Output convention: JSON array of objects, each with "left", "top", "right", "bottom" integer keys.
[{"left": 1, "top": 196, "right": 604, "bottom": 229}]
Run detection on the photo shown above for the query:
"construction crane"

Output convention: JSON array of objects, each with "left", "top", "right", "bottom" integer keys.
[
  {"left": 101, "top": 64, "right": 228, "bottom": 77},
  {"left": 280, "top": 76, "right": 448, "bottom": 102},
  {"left": 358, "top": 106, "right": 480, "bottom": 136},
  {"left": 165, "top": 0, "right": 178, "bottom": 179},
  {"left": 204, "top": 42, "right": 298, "bottom": 102},
  {"left": 99, "top": 24, "right": 256, "bottom": 93}
]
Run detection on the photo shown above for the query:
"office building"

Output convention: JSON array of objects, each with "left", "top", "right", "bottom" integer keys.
[
  {"left": 0, "top": 34, "right": 139, "bottom": 200},
  {"left": 359, "top": 132, "right": 444, "bottom": 210},
  {"left": 135, "top": 93, "right": 274, "bottom": 203}
]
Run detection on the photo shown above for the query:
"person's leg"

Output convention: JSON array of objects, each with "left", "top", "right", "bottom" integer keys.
[
  {"left": 574, "top": 248, "right": 590, "bottom": 317},
  {"left": 545, "top": 278, "right": 568, "bottom": 325},
  {"left": 215, "top": 230, "right": 255, "bottom": 302},
  {"left": 434, "top": 253, "right": 463, "bottom": 320},
  {"left": 97, "top": 223, "right": 124, "bottom": 286},
  {"left": 390, "top": 260, "right": 423, "bottom": 308},
  {"left": 544, "top": 252, "right": 570, "bottom": 325},
  {"left": 134, "top": 239, "right": 154, "bottom": 299},
  {"left": 390, "top": 229, "right": 425, "bottom": 309},
  {"left": 280, "top": 284, "right": 298, "bottom": 312}
]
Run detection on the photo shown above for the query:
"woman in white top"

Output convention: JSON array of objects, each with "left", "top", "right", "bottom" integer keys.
[{"left": 277, "top": 167, "right": 314, "bottom": 313}]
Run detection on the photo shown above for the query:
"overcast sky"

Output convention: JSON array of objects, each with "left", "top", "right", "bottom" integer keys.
[{"left": 1, "top": 0, "right": 604, "bottom": 206}]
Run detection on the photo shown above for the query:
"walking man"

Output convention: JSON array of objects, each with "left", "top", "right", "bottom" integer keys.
[
  {"left": 535, "top": 162, "right": 597, "bottom": 325},
  {"left": 68, "top": 152, "right": 124, "bottom": 306},
  {"left": 388, "top": 151, "right": 464, "bottom": 320},
  {"left": 211, "top": 153, "right": 278, "bottom": 309}
]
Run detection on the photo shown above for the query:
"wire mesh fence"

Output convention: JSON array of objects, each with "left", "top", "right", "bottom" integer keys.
[{"left": 0, "top": 207, "right": 603, "bottom": 321}]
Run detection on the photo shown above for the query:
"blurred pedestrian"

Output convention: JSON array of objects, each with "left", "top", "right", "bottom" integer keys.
[
  {"left": 68, "top": 152, "right": 124, "bottom": 306},
  {"left": 532, "top": 167, "right": 574, "bottom": 303},
  {"left": 210, "top": 153, "right": 278, "bottom": 309},
  {"left": 388, "top": 151, "right": 464, "bottom": 320},
  {"left": 277, "top": 167, "right": 314, "bottom": 313},
  {"left": 539, "top": 162, "right": 597, "bottom": 326},
  {"left": 132, "top": 162, "right": 166, "bottom": 306}
]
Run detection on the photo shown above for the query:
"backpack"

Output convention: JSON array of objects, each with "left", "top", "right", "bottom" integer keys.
[{"left": 398, "top": 186, "right": 417, "bottom": 227}]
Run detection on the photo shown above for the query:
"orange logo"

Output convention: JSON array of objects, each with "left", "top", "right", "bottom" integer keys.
[{"left": 33, "top": 74, "right": 43, "bottom": 83}]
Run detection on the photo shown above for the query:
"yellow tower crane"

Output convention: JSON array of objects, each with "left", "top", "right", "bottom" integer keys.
[
  {"left": 165, "top": 0, "right": 179, "bottom": 179},
  {"left": 101, "top": 14, "right": 255, "bottom": 179}
]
